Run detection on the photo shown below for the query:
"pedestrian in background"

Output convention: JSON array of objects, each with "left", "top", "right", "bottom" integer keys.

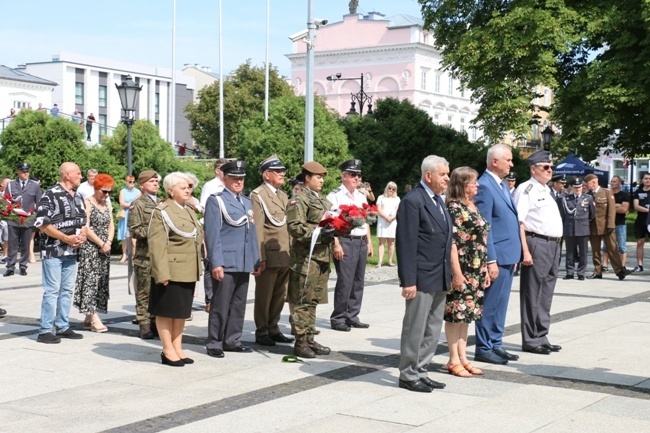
[{"left": 375, "top": 181, "right": 400, "bottom": 267}]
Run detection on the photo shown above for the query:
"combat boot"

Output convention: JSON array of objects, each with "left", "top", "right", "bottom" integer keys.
[
  {"left": 307, "top": 336, "right": 331, "bottom": 355},
  {"left": 139, "top": 324, "right": 154, "bottom": 340},
  {"left": 294, "top": 336, "right": 316, "bottom": 358}
]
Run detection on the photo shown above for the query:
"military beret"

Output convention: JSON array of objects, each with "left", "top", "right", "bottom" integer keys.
[
  {"left": 504, "top": 172, "right": 517, "bottom": 181},
  {"left": 302, "top": 161, "right": 327, "bottom": 175},
  {"left": 551, "top": 174, "right": 566, "bottom": 184},
  {"left": 16, "top": 161, "right": 30, "bottom": 172},
  {"left": 526, "top": 150, "right": 552, "bottom": 166},
  {"left": 338, "top": 158, "right": 362, "bottom": 173},
  {"left": 571, "top": 177, "right": 583, "bottom": 187},
  {"left": 221, "top": 160, "right": 247, "bottom": 177},
  {"left": 258, "top": 154, "right": 285, "bottom": 173},
  {"left": 137, "top": 170, "right": 158, "bottom": 184},
  {"left": 584, "top": 174, "right": 598, "bottom": 182}
]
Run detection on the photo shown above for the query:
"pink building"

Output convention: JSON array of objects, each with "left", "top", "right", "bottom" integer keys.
[{"left": 287, "top": 12, "right": 482, "bottom": 141}]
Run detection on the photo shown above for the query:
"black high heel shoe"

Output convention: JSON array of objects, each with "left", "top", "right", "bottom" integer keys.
[
  {"left": 161, "top": 352, "right": 184, "bottom": 367},
  {"left": 181, "top": 357, "right": 194, "bottom": 364}
]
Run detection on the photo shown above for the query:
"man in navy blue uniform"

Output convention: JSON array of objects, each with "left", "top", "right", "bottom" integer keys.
[{"left": 204, "top": 160, "right": 262, "bottom": 358}]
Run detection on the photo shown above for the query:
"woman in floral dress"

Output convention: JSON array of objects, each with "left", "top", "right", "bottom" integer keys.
[
  {"left": 444, "top": 167, "right": 490, "bottom": 377},
  {"left": 73, "top": 174, "right": 115, "bottom": 332}
]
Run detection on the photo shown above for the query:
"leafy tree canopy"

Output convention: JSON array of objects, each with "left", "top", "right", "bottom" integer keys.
[
  {"left": 419, "top": 0, "right": 650, "bottom": 159},
  {"left": 236, "top": 94, "right": 351, "bottom": 193},
  {"left": 184, "top": 60, "right": 294, "bottom": 158}
]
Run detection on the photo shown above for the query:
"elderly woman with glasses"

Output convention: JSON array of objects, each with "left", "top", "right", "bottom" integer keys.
[
  {"left": 73, "top": 174, "right": 116, "bottom": 333},
  {"left": 376, "top": 181, "right": 400, "bottom": 267},
  {"left": 117, "top": 175, "right": 141, "bottom": 263}
]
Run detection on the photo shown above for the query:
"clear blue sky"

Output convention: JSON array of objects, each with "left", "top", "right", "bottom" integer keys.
[{"left": 1, "top": 0, "right": 422, "bottom": 77}]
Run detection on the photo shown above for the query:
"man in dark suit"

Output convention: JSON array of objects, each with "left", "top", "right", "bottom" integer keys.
[
  {"left": 205, "top": 160, "right": 263, "bottom": 358},
  {"left": 396, "top": 155, "right": 451, "bottom": 393},
  {"left": 5, "top": 162, "right": 42, "bottom": 277},
  {"left": 474, "top": 144, "right": 522, "bottom": 364}
]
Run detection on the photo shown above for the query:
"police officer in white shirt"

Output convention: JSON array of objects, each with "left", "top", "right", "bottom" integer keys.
[
  {"left": 513, "top": 150, "right": 564, "bottom": 356},
  {"left": 327, "top": 159, "right": 373, "bottom": 331}
]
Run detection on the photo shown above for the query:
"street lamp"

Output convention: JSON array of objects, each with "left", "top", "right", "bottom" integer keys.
[
  {"left": 327, "top": 73, "right": 374, "bottom": 118},
  {"left": 541, "top": 125, "right": 554, "bottom": 151},
  {"left": 115, "top": 75, "right": 142, "bottom": 176}
]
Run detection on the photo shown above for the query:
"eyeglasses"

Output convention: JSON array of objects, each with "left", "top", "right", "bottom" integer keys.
[
  {"left": 188, "top": 184, "right": 194, "bottom": 188},
  {"left": 100, "top": 190, "right": 112, "bottom": 194},
  {"left": 346, "top": 172, "right": 362, "bottom": 178},
  {"left": 269, "top": 170, "right": 286, "bottom": 175},
  {"left": 536, "top": 164, "right": 553, "bottom": 171},
  {"left": 127, "top": 181, "right": 134, "bottom": 184}
]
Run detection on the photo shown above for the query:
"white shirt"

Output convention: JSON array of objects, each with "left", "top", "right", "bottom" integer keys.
[
  {"left": 513, "top": 177, "right": 563, "bottom": 237},
  {"left": 326, "top": 183, "right": 368, "bottom": 236},
  {"left": 200, "top": 177, "right": 224, "bottom": 208}
]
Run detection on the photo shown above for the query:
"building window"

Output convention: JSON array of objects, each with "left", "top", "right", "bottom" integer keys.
[
  {"left": 155, "top": 120, "right": 159, "bottom": 129},
  {"left": 532, "top": 124, "right": 539, "bottom": 139},
  {"left": 13, "top": 101, "right": 29, "bottom": 109},
  {"left": 460, "top": 117, "right": 466, "bottom": 132},
  {"left": 447, "top": 115, "right": 453, "bottom": 128},
  {"left": 448, "top": 77, "right": 454, "bottom": 95},
  {"left": 544, "top": 89, "right": 550, "bottom": 106},
  {"left": 155, "top": 93, "right": 160, "bottom": 114},
  {"left": 99, "top": 114, "right": 107, "bottom": 137},
  {"left": 433, "top": 113, "right": 440, "bottom": 124},
  {"left": 435, "top": 74, "right": 441, "bottom": 93},
  {"left": 98, "top": 85, "right": 107, "bottom": 108},
  {"left": 75, "top": 82, "right": 84, "bottom": 105},
  {"left": 420, "top": 68, "right": 429, "bottom": 91},
  {"left": 472, "top": 127, "right": 477, "bottom": 141}
]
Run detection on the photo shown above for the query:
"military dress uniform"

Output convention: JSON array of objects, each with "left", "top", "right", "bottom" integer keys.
[
  {"left": 559, "top": 180, "right": 594, "bottom": 279},
  {"left": 205, "top": 161, "right": 261, "bottom": 356},
  {"left": 128, "top": 171, "right": 159, "bottom": 339},
  {"left": 250, "top": 155, "right": 293, "bottom": 345},
  {"left": 513, "top": 150, "right": 564, "bottom": 353},
  {"left": 586, "top": 174, "right": 626, "bottom": 279}
]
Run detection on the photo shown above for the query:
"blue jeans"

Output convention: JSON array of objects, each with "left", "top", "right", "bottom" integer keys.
[
  {"left": 602, "top": 225, "right": 627, "bottom": 254},
  {"left": 39, "top": 255, "right": 78, "bottom": 334}
]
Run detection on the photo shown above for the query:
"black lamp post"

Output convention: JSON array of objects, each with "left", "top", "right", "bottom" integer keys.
[
  {"left": 541, "top": 125, "right": 555, "bottom": 151},
  {"left": 326, "top": 73, "right": 373, "bottom": 118},
  {"left": 115, "top": 75, "right": 142, "bottom": 176}
]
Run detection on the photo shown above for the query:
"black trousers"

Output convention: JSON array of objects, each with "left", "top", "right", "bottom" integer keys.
[{"left": 7, "top": 225, "right": 33, "bottom": 271}]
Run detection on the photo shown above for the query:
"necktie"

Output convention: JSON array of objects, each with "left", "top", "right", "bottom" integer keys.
[
  {"left": 236, "top": 195, "right": 242, "bottom": 204},
  {"left": 21, "top": 181, "right": 25, "bottom": 189},
  {"left": 434, "top": 195, "right": 446, "bottom": 221},
  {"left": 500, "top": 181, "right": 511, "bottom": 203}
]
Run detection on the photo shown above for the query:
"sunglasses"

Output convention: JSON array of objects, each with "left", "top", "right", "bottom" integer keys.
[
  {"left": 100, "top": 190, "right": 112, "bottom": 194},
  {"left": 536, "top": 164, "right": 553, "bottom": 171},
  {"left": 346, "top": 172, "right": 362, "bottom": 178},
  {"left": 127, "top": 181, "right": 134, "bottom": 184},
  {"left": 188, "top": 184, "right": 194, "bottom": 188}
]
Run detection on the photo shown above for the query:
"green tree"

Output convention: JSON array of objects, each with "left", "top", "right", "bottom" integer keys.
[
  {"left": 418, "top": 1, "right": 650, "bottom": 158},
  {"left": 0, "top": 110, "right": 92, "bottom": 187},
  {"left": 184, "top": 60, "right": 294, "bottom": 158},
  {"left": 236, "top": 94, "right": 351, "bottom": 193}
]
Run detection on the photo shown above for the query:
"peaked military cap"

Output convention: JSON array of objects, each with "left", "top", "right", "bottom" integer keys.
[
  {"left": 551, "top": 174, "right": 566, "bottom": 184},
  {"left": 338, "top": 158, "right": 362, "bottom": 173},
  {"left": 258, "top": 154, "right": 285, "bottom": 173},
  {"left": 222, "top": 160, "right": 247, "bottom": 177},
  {"left": 571, "top": 177, "right": 583, "bottom": 187},
  {"left": 526, "top": 150, "right": 552, "bottom": 166},
  {"left": 504, "top": 172, "right": 517, "bottom": 181},
  {"left": 16, "top": 161, "right": 30, "bottom": 172}
]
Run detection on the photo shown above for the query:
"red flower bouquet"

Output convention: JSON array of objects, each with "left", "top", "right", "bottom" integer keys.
[
  {"left": 0, "top": 193, "right": 36, "bottom": 224},
  {"left": 319, "top": 203, "right": 378, "bottom": 236}
]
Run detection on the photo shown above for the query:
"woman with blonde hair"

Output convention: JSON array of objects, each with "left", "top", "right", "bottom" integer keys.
[
  {"left": 444, "top": 166, "right": 490, "bottom": 377},
  {"left": 376, "top": 181, "right": 400, "bottom": 267}
]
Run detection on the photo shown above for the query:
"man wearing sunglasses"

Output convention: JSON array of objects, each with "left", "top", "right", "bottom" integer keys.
[
  {"left": 327, "top": 158, "right": 373, "bottom": 332},
  {"left": 513, "top": 150, "right": 564, "bottom": 355}
]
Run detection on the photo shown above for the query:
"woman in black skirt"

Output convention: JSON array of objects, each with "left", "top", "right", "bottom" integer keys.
[{"left": 148, "top": 172, "right": 204, "bottom": 366}]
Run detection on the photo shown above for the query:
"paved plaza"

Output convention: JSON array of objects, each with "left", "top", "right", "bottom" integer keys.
[{"left": 1, "top": 249, "right": 649, "bottom": 433}]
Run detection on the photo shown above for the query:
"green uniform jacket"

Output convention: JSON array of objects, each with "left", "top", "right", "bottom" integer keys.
[
  {"left": 287, "top": 188, "right": 333, "bottom": 273},
  {"left": 128, "top": 194, "right": 158, "bottom": 267}
]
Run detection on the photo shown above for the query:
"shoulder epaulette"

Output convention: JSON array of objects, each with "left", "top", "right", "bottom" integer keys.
[
  {"left": 331, "top": 187, "right": 341, "bottom": 193},
  {"left": 524, "top": 184, "right": 533, "bottom": 194}
]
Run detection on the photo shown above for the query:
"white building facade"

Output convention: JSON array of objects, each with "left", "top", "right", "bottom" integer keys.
[{"left": 0, "top": 66, "right": 57, "bottom": 128}]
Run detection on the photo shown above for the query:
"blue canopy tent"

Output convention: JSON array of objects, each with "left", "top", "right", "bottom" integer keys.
[{"left": 554, "top": 153, "right": 609, "bottom": 187}]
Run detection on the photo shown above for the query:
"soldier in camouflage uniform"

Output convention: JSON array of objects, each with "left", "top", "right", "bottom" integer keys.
[
  {"left": 128, "top": 170, "right": 160, "bottom": 339},
  {"left": 286, "top": 161, "right": 336, "bottom": 358}
]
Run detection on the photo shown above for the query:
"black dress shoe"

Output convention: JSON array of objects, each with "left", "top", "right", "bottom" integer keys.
[
  {"left": 346, "top": 321, "right": 370, "bottom": 329},
  {"left": 256, "top": 335, "right": 276, "bottom": 346},
  {"left": 19, "top": 269, "right": 27, "bottom": 276},
  {"left": 331, "top": 322, "right": 351, "bottom": 332},
  {"left": 588, "top": 274, "right": 602, "bottom": 279},
  {"left": 206, "top": 348, "right": 225, "bottom": 358},
  {"left": 420, "top": 377, "right": 446, "bottom": 389},
  {"left": 270, "top": 332, "right": 294, "bottom": 343},
  {"left": 161, "top": 352, "right": 185, "bottom": 367},
  {"left": 617, "top": 271, "right": 627, "bottom": 280},
  {"left": 542, "top": 343, "right": 562, "bottom": 352},
  {"left": 181, "top": 357, "right": 195, "bottom": 364},
  {"left": 563, "top": 275, "right": 574, "bottom": 280},
  {"left": 523, "top": 346, "right": 552, "bottom": 355},
  {"left": 224, "top": 345, "right": 253, "bottom": 353},
  {"left": 475, "top": 351, "right": 508, "bottom": 365},
  {"left": 0, "top": 307, "right": 6, "bottom": 318},
  {"left": 3, "top": 270, "right": 14, "bottom": 277},
  {"left": 493, "top": 347, "right": 519, "bottom": 361},
  {"left": 398, "top": 379, "right": 433, "bottom": 393},
  {"left": 577, "top": 275, "right": 585, "bottom": 280}
]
